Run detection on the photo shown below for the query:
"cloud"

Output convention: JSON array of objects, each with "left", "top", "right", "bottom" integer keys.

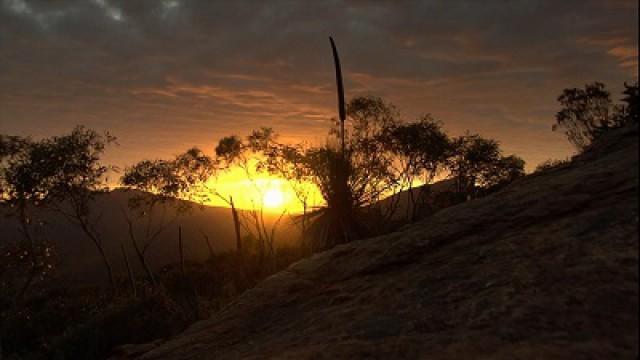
[{"left": 0, "top": 0, "right": 637, "bottom": 172}]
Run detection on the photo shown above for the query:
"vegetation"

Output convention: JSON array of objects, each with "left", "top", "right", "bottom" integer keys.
[
  {"left": 0, "top": 127, "right": 116, "bottom": 297},
  {"left": 534, "top": 158, "right": 572, "bottom": 173},
  {"left": 2, "top": 79, "right": 634, "bottom": 358},
  {"left": 120, "top": 147, "right": 215, "bottom": 289},
  {"left": 229, "top": 95, "right": 525, "bottom": 250},
  {"left": 553, "top": 81, "right": 638, "bottom": 150}
]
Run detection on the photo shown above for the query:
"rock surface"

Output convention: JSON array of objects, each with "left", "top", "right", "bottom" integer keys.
[{"left": 122, "top": 126, "right": 638, "bottom": 359}]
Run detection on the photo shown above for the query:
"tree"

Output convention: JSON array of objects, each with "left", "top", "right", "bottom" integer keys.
[
  {"left": 254, "top": 139, "right": 316, "bottom": 254},
  {"left": 344, "top": 96, "right": 399, "bottom": 209},
  {"left": 42, "top": 127, "right": 117, "bottom": 290},
  {"left": 386, "top": 115, "right": 451, "bottom": 221},
  {"left": 252, "top": 97, "right": 401, "bottom": 249},
  {"left": 300, "top": 96, "right": 401, "bottom": 247},
  {"left": 447, "top": 133, "right": 524, "bottom": 198},
  {"left": 0, "top": 135, "right": 29, "bottom": 199},
  {"left": 616, "top": 82, "right": 639, "bottom": 126},
  {"left": 0, "top": 135, "right": 53, "bottom": 301},
  {"left": 553, "top": 82, "right": 639, "bottom": 150},
  {"left": 0, "top": 127, "right": 115, "bottom": 294},
  {"left": 214, "top": 129, "right": 287, "bottom": 269},
  {"left": 477, "top": 154, "right": 525, "bottom": 191},
  {"left": 120, "top": 147, "right": 214, "bottom": 287}
]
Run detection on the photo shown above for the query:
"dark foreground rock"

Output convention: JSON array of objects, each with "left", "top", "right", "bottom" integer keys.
[{"left": 119, "top": 126, "right": 639, "bottom": 359}]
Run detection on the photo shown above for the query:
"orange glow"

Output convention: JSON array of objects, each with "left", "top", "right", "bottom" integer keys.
[{"left": 206, "top": 166, "right": 323, "bottom": 214}]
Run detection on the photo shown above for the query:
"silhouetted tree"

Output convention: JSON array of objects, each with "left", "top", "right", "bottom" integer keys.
[
  {"left": 553, "top": 82, "right": 638, "bottom": 150},
  {"left": 616, "top": 81, "right": 639, "bottom": 126},
  {"left": 477, "top": 154, "right": 525, "bottom": 191},
  {"left": 344, "top": 96, "right": 399, "bottom": 207},
  {"left": 249, "top": 97, "right": 401, "bottom": 249},
  {"left": 0, "top": 135, "right": 28, "bottom": 199},
  {"left": 0, "top": 136, "right": 54, "bottom": 301},
  {"left": 214, "top": 131, "right": 286, "bottom": 270},
  {"left": 0, "top": 127, "right": 116, "bottom": 294},
  {"left": 43, "top": 127, "right": 117, "bottom": 291},
  {"left": 250, "top": 133, "right": 316, "bottom": 254},
  {"left": 297, "top": 96, "right": 401, "bottom": 247},
  {"left": 447, "top": 133, "right": 524, "bottom": 198},
  {"left": 121, "top": 147, "right": 214, "bottom": 287},
  {"left": 386, "top": 115, "right": 451, "bottom": 221},
  {"left": 0, "top": 135, "right": 26, "bottom": 161}
]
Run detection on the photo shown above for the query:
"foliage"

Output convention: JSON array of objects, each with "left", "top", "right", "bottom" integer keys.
[
  {"left": 120, "top": 148, "right": 215, "bottom": 287},
  {"left": 553, "top": 82, "right": 638, "bottom": 150},
  {"left": 251, "top": 96, "right": 526, "bottom": 248},
  {"left": 343, "top": 96, "right": 399, "bottom": 207},
  {"left": 121, "top": 147, "right": 214, "bottom": 205},
  {"left": 297, "top": 97, "right": 402, "bottom": 246},
  {"left": 447, "top": 133, "right": 525, "bottom": 196},
  {"left": 617, "top": 81, "right": 639, "bottom": 125},
  {"left": 214, "top": 129, "right": 287, "bottom": 268},
  {"left": 0, "top": 241, "right": 304, "bottom": 360},
  {"left": 0, "top": 126, "right": 116, "bottom": 295},
  {"left": 534, "top": 158, "right": 571, "bottom": 173},
  {"left": 245, "top": 97, "right": 403, "bottom": 249},
  {"left": 385, "top": 115, "right": 451, "bottom": 221},
  {"left": 0, "top": 236, "right": 56, "bottom": 303},
  {"left": 479, "top": 154, "right": 526, "bottom": 190}
]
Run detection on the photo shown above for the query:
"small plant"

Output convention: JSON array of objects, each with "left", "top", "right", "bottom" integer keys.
[{"left": 534, "top": 158, "right": 571, "bottom": 173}]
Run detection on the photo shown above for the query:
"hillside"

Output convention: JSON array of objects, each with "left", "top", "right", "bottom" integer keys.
[
  {"left": 374, "top": 178, "right": 458, "bottom": 220},
  {"left": 121, "top": 125, "right": 638, "bottom": 359},
  {"left": 0, "top": 189, "right": 297, "bottom": 283}
]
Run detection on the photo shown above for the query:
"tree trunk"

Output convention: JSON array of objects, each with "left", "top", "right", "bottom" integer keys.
[
  {"left": 94, "top": 241, "right": 116, "bottom": 293},
  {"left": 230, "top": 197, "right": 242, "bottom": 253},
  {"left": 77, "top": 219, "right": 116, "bottom": 292},
  {"left": 16, "top": 202, "right": 37, "bottom": 303},
  {"left": 179, "top": 226, "right": 185, "bottom": 276},
  {"left": 126, "top": 218, "right": 157, "bottom": 288},
  {"left": 121, "top": 243, "right": 136, "bottom": 297},
  {"left": 203, "top": 233, "right": 215, "bottom": 259},
  {"left": 133, "top": 242, "right": 156, "bottom": 288}
]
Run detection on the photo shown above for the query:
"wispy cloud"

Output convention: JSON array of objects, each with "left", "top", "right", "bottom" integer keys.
[{"left": 0, "top": 0, "right": 637, "bottom": 172}]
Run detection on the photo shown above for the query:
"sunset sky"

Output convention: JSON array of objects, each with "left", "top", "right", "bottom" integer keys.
[{"left": 1, "top": 0, "right": 638, "bottom": 179}]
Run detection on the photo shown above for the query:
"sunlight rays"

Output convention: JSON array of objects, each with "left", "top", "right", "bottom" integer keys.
[{"left": 206, "top": 168, "right": 322, "bottom": 214}]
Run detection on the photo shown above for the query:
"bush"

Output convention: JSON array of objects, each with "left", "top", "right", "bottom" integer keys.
[
  {"left": 50, "top": 291, "right": 195, "bottom": 359},
  {"left": 534, "top": 158, "right": 571, "bottom": 173}
]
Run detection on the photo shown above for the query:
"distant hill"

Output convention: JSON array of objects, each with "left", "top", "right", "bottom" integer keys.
[
  {"left": 126, "top": 126, "right": 638, "bottom": 359},
  {"left": 0, "top": 189, "right": 298, "bottom": 283},
  {"left": 373, "top": 178, "right": 458, "bottom": 220}
]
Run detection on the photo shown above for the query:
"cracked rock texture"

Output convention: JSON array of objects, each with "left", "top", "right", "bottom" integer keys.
[{"left": 118, "top": 126, "right": 638, "bottom": 359}]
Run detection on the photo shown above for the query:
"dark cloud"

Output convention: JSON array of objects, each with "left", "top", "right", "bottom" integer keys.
[{"left": 0, "top": 0, "right": 637, "bottom": 171}]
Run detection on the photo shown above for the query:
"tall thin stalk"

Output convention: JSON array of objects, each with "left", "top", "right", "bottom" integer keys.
[
  {"left": 329, "top": 36, "right": 346, "bottom": 155},
  {"left": 328, "top": 36, "right": 354, "bottom": 246}
]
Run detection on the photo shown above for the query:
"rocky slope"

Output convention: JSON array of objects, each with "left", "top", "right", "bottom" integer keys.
[{"left": 121, "top": 126, "right": 638, "bottom": 359}]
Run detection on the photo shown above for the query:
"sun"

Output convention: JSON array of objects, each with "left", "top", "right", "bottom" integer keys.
[{"left": 263, "top": 188, "right": 285, "bottom": 209}]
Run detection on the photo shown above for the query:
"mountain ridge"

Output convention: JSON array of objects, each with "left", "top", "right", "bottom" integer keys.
[{"left": 0, "top": 188, "right": 296, "bottom": 282}]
